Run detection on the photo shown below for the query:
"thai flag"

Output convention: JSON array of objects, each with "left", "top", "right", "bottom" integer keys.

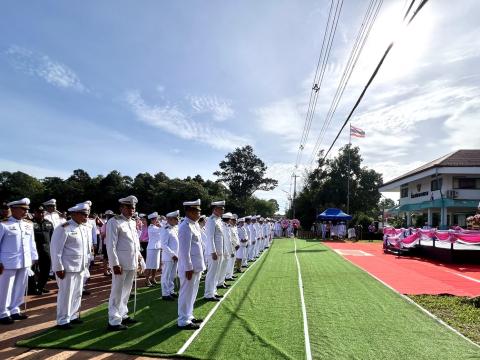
[{"left": 350, "top": 125, "right": 365, "bottom": 138}]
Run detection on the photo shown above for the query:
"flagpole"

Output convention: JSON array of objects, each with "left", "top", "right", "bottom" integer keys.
[{"left": 347, "top": 124, "right": 351, "bottom": 216}]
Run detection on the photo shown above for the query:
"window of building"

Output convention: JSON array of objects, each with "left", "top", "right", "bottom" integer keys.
[
  {"left": 400, "top": 184, "right": 409, "bottom": 198},
  {"left": 431, "top": 178, "right": 442, "bottom": 191},
  {"left": 453, "top": 177, "right": 480, "bottom": 189}
]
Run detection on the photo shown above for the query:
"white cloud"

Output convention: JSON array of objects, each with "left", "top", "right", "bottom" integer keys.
[
  {"left": 5, "top": 45, "right": 87, "bottom": 92},
  {"left": 443, "top": 98, "right": 480, "bottom": 149},
  {"left": 188, "top": 95, "right": 234, "bottom": 121},
  {"left": 125, "top": 90, "right": 248, "bottom": 150}
]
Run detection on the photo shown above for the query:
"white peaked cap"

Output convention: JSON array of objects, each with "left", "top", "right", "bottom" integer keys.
[
  {"left": 199, "top": 215, "right": 207, "bottom": 221},
  {"left": 183, "top": 199, "right": 201, "bottom": 208},
  {"left": 8, "top": 198, "right": 30, "bottom": 209},
  {"left": 42, "top": 199, "right": 56, "bottom": 206},
  {"left": 148, "top": 212, "right": 158, "bottom": 219},
  {"left": 222, "top": 212, "right": 233, "bottom": 219},
  {"left": 238, "top": 217, "right": 245, "bottom": 222},
  {"left": 105, "top": 210, "right": 114, "bottom": 215},
  {"left": 119, "top": 195, "right": 138, "bottom": 205},
  {"left": 139, "top": 213, "right": 146, "bottom": 218},
  {"left": 232, "top": 214, "right": 238, "bottom": 219},
  {"left": 77, "top": 200, "right": 92, "bottom": 207},
  {"left": 259, "top": 217, "right": 265, "bottom": 221},
  {"left": 68, "top": 202, "right": 90, "bottom": 213},
  {"left": 166, "top": 210, "right": 180, "bottom": 218},
  {"left": 211, "top": 200, "right": 226, "bottom": 207},
  {"left": 244, "top": 215, "right": 252, "bottom": 220}
]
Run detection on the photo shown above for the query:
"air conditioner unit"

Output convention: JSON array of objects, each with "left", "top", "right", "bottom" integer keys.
[{"left": 446, "top": 190, "right": 458, "bottom": 199}]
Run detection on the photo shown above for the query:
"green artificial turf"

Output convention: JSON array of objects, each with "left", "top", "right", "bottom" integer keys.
[
  {"left": 17, "top": 271, "right": 237, "bottom": 357},
  {"left": 409, "top": 294, "right": 480, "bottom": 345},
  {"left": 17, "top": 238, "right": 480, "bottom": 359},
  {"left": 183, "top": 239, "right": 306, "bottom": 360},
  {"left": 295, "top": 238, "right": 480, "bottom": 359}
]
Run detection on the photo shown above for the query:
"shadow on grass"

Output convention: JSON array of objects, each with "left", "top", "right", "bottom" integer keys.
[
  {"left": 17, "top": 285, "right": 191, "bottom": 355},
  {"left": 195, "top": 240, "right": 297, "bottom": 360}
]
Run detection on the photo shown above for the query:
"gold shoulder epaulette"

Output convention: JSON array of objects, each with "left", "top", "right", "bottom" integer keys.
[
  {"left": 114, "top": 215, "right": 122, "bottom": 220},
  {"left": 62, "top": 222, "right": 69, "bottom": 227},
  {"left": 24, "top": 219, "right": 32, "bottom": 223}
]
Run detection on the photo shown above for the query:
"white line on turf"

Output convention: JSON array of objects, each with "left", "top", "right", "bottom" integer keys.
[
  {"left": 177, "top": 246, "right": 269, "bottom": 355},
  {"left": 294, "top": 238, "right": 313, "bottom": 360},
  {"left": 334, "top": 251, "right": 480, "bottom": 350}
]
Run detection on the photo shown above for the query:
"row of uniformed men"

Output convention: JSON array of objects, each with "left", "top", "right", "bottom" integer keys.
[{"left": 0, "top": 195, "right": 273, "bottom": 330}]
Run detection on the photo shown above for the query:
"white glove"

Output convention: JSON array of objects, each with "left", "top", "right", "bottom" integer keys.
[{"left": 27, "top": 268, "right": 35, "bottom": 277}]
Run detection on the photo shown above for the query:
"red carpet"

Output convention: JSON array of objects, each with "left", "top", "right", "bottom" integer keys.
[{"left": 324, "top": 242, "right": 480, "bottom": 297}]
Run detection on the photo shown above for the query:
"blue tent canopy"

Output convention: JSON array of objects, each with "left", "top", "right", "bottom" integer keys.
[{"left": 317, "top": 208, "right": 352, "bottom": 221}]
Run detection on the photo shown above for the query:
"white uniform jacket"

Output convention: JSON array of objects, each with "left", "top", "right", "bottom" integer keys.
[
  {"left": 255, "top": 223, "right": 263, "bottom": 239},
  {"left": 106, "top": 215, "right": 141, "bottom": 270},
  {"left": 147, "top": 224, "right": 162, "bottom": 250},
  {"left": 230, "top": 226, "right": 240, "bottom": 249},
  {"left": 44, "top": 211, "right": 64, "bottom": 229},
  {"left": 222, "top": 223, "right": 234, "bottom": 256},
  {"left": 160, "top": 224, "right": 179, "bottom": 262},
  {"left": 0, "top": 217, "right": 38, "bottom": 269},
  {"left": 178, "top": 218, "right": 205, "bottom": 273},
  {"left": 247, "top": 224, "right": 256, "bottom": 244},
  {"left": 262, "top": 224, "right": 270, "bottom": 239},
  {"left": 205, "top": 215, "right": 225, "bottom": 256},
  {"left": 50, "top": 219, "right": 90, "bottom": 272},
  {"left": 237, "top": 225, "right": 249, "bottom": 247}
]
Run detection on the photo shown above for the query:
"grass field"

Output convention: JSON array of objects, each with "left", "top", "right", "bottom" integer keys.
[{"left": 18, "top": 238, "right": 480, "bottom": 359}]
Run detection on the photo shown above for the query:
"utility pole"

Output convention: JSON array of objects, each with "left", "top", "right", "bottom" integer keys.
[{"left": 292, "top": 174, "right": 299, "bottom": 219}]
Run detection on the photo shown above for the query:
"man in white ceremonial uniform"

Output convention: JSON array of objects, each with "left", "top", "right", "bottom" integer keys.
[
  {"left": 225, "top": 214, "right": 239, "bottom": 281},
  {"left": 75, "top": 201, "right": 95, "bottom": 296},
  {"left": 261, "top": 218, "right": 270, "bottom": 251},
  {"left": 0, "top": 198, "right": 38, "bottom": 324},
  {"left": 253, "top": 216, "right": 262, "bottom": 258},
  {"left": 177, "top": 199, "right": 205, "bottom": 330},
  {"left": 50, "top": 202, "right": 90, "bottom": 329},
  {"left": 217, "top": 212, "right": 234, "bottom": 287},
  {"left": 204, "top": 200, "right": 226, "bottom": 301},
  {"left": 247, "top": 216, "right": 256, "bottom": 262},
  {"left": 106, "top": 195, "right": 143, "bottom": 331},
  {"left": 43, "top": 199, "right": 64, "bottom": 228},
  {"left": 235, "top": 218, "right": 248, "bottom": 272},
  {"left": 161, "top": 210, "right": 180, "bottom": 301}
]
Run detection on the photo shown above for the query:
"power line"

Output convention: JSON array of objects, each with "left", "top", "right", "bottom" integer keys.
[
  {"left": 321, "top": 0, "right": 429, "bottom": 161},
  {"left": 294, "top": 0, "right": 344, "bottom": 170},
  {"left": 309, "top": 0, "right": 383, "bottom": 164}
]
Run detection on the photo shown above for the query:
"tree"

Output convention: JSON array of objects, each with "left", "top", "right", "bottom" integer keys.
[
  {"left": 0, "top": 171, "right": 45, "bottom": 204},
  {"left": 291, "top": 145, "right": 383, "bottom": 227},
  {"left": 213, "top": 145, "right": 278, "bottom": 200}
]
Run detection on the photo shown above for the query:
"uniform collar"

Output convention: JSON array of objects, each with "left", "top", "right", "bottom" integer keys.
[{"left": 9, "top": 216, "right": 21, "bottom": 223}]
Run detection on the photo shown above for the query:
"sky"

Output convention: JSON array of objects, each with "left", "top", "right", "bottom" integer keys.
[{"left": 1, "top": 0, "right": 479, "bottom": 213}]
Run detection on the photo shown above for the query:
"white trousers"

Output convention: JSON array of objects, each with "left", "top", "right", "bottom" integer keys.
[
  {"left": 204, "top": 255, "right": 222, "bottom": 298},
  {"left": 108, "top": 270, "right": 135, "bottom": 325},
  {"left": 56, "top": 271, "right": 84, "bottom": 325},
  {"left": 0, "top": 268, "right": 27, "bottom": 318},
  {"left": 216, "top": 255, "right": 229, "bottom": 286},
  {"left": 178, "top": 270, "right": 201, "bottom": 326},
  {"left": 161, "top": 261, "right": 178, "bottom": 296},
  {"left": 225, "top": 256, "right": 235, "bottom": 279},
  {"left": 248, "top": 243, "right": 255, "bottom": 260}
]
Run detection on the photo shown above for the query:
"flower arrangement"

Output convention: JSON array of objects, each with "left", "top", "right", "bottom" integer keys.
[{"left": 466, "top": 214, "right": 480, "bottom": 229}]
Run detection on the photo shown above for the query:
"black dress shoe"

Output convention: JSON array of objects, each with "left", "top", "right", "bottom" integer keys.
[
  {"left": 204, "top": 297, "right": 220, "bottom": 302},
  {"left": 70, "top": 318, "right": 83, "bottom": 324},
  {"left": 230, "top": 275, "right": 237, "bottom": 279},
  {"left": 170, "top": 292, "right": 178, "bottom": 298},
  {"left": 121, "top": 317, "right": 138, "bottom": 325},
  {"left": 56, "top": 323, "right": 73, "bottom": 330},
  {"left": 107, "top": 324, "right": 127, "bottom": 331},
  {"left": 11, "top": 313, "right": 28, "bottom": 320},
  {"left": 82, "top": 289, "right": 91, "bottom": 296},
  {"left": 191, "top": 318, "right": 203, "bottom": 324},
  {"left": 214, "top": 294, "right": 223, "bottom": 298},
  {"left": 178, "top": 323, "right": 200, "bottom": 330},
  {"left": 162, "top": 295, "right": 175, "bottom": 301},
  {"left": 217, "top": 284, "right": 229, "bottom": 289},
  {"left": 0, "top": 316, "right": 14, "bottom": 325}
]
